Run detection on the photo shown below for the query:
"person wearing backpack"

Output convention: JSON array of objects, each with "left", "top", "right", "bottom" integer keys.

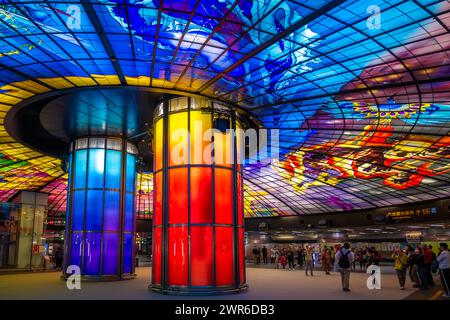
[{"left": 335, "top": 242, "right": 354, "bottom": 292}]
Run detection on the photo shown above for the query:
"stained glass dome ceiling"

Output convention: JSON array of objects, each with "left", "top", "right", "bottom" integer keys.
[{"left": 1, "top": 0, "right": 450, "bottom": 217}]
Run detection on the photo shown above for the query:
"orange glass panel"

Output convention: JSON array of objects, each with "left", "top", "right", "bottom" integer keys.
[
  {"left": 215, "top": 227, "right": 233, "bottom": 286},
  {"left": 152, "top": 227, "right": 162, "bottom": 284},
  {"left": 168, "top": 226, "right": 188, "bottom": 286},
  {"left": 215, "top": 168, "right": 232, "bottom": 225},
  {"left": 154, "top": 171, "right": 162, "bottom": 226},
  {"left": 155, "top": 119, "right": 164, "bottom": 171},
  {"left": 191, "top": 226, "right": 213, "bottom": 286},
  {"left": 168, "top": 168, "right": 188, "bottom": 224},
  {"left": 190, "top": 110, "right": 212, "bottom": 165},
  {"left": 190, "top": 167, "right": 212, "bottom": 223}
]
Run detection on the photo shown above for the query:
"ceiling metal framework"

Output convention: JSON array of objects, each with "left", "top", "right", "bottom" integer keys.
[{"left": 0, "top": 0, "right": 449, "bottom": 217}]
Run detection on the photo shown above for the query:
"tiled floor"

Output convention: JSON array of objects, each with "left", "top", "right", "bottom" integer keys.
[{"left": 0, "top": 266, "right": 445, "bottom": 300}]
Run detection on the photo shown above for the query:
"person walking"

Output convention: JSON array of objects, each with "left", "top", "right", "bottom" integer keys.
[
  {"left": 296, "top": 246, "right": 304, "bottom": 269},
  {"left": 305, "top": 246, "right": 314, "bottom": 276},
  {"left": 335, "top": 243, "right": 354, "bottom": 292},
  {"left": 423, "top": 244, "right": 435, "bottom": 287},
  {"left": 287, "top": 248, "right": 295, "bottom": 270},
  {"left": 270, "top": 246, "right": 277, "bottom": 264},
  {"left": 280, "top": 251, "right": 287, "bottom": 270},
  {"left": 414, "top": 247, "right": 428, "bottom": 290},
  {"left": 322, "top": 248, "right": 332, "bottom": 275},
  {"left": 54, "top": 247, "right": 63, "bottom": 271},
  {"left": 436, "top": 243, "right": 450, "bottom": 298},
  {"left": 252, "top": 246, "right": 258, "bottom": 265},
  {"left": 274, "top": 247, "right": 280, "bottom": 269},
  {"left": 256, "top": 247, "right": 261, "bottom": 265},
  {"left": 262, "top": 246, "right": 268, "bottom": 264},
  {"left": 392, "top": 247, "right": 408, "bottom": 290}
]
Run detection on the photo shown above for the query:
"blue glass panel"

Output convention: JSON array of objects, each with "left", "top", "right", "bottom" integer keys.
[
  {"left": 102, "top": 233, "right": 118, "bottom": 275},
  {"left": 84, "top": 232, "right": 101, "bottom": 275},
  {"left": 122, "top": 233, "right": 133, "bottom": 274},
  {"left": 125, "top": 153, "right": 136, "bottom": 192},
  {"left": 70, "top": 232, "right": 83, "bottom": 268},
  {"left": 124, "top": 192, "right": 134, "bottom": 232},
  {"left": 85, "top": 190, "right": 103, "bottom": 231},
  {"left": 72, "top": 191, "right": 85, "bottom": 231},
  {"left": 105, "top": 150, "right": 121, "bottom": 189},
  {"left": 73, "top": 149, "right": 87, "bottom": 189},
  {"left": 87, "top": 149, "right": 105, "bottom": 188},
  {"left": 104, "top": 191, "right": 120, "bottom": 231}
]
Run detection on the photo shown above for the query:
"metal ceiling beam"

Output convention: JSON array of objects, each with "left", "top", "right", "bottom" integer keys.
[
  {"left": 196, "top": 0, "right": 348, "bottom": 93},
  {"left": 80, "top": 0, "right": 126, "bottom": 85}
]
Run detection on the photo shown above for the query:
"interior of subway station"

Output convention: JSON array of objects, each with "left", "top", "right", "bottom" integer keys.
[{"left": 0, "top": 0, "right": 450, "bottom": 300}]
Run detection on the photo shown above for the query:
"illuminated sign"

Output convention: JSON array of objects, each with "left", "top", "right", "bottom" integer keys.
[
  {"left": 386, "top": 207, "right": 437, "bottom": 220},
  {"left": 406, "top": 232, "right": 422, "bottom": 243}
]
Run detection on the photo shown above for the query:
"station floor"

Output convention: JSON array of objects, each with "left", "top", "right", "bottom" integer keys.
[{"left": 0, "top": 266, "right": 446, "bottom": 300}]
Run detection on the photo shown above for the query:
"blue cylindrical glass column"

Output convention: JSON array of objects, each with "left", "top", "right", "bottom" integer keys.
[{"left": 63, "top": 137, "right": 138, "bottom": 280}]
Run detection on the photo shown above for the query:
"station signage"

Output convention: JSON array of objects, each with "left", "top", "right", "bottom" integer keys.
[{"left": 386, "top": 207, "right": 437, "bottom": 221}]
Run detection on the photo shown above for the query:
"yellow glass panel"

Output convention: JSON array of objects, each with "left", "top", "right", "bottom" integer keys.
[
  {"left": 92, "top": 74, "right": 120, "bottom": 85},
  {"left": 65, "top": 76, "right": 97, "bottom": 86},
  {"left": 190, "top": 110, "right": 212, "bottom": 165},
  {"left": 37, "top": 77, "right": 75, "bottom": 89},
  {"left": 11, "top": 80, "right": 50, "bottom": 94}
]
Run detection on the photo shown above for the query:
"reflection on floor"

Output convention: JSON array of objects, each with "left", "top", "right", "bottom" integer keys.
[{"left": 0, "top": 266, "right": 446, "bottom": 300}]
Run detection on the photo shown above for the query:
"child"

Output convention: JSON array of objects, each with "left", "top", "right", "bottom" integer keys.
[{"left": 280, "top": 254, "right": 287, "bottom": 270}]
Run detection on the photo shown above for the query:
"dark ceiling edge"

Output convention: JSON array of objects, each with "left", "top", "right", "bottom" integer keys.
[
  {"left": 4, "top": 85, "right": 265, "bottom": 160},
  {"left": 244, "top": 196, "right": 450, "bottom": 220}
]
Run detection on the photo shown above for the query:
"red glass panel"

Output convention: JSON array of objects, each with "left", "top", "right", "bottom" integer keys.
[
  {"left": 215, "top": 168, "right": 232, "bottom": 225},
  {"left": 237, "top": 172, "right": 243, "bottom": 226},
  {"left": 190, "top": 167, "right": 212, "bottom": 223},
  {"left": 239, "top": 227, "right": 245, "bottom": 285},
  {"left": 168, "top": 168, "right": 188, "bottom": 224},
  {"left": 168, "top": 226, "right": 188, "bottom": 286},
  {"left": 215, "top": 227, "right": 233, "bottom": 286},
  {"left": 152, "top": 227, "right": 162, "bottom": 284},
  {"left": 191, "top": 226, "right": 213, "bottom": 286},
  {"left": 154, "top": 172, "right": 162, "bottom": 226}
]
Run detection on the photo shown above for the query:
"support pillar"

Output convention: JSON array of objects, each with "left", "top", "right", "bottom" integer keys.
[
  {"left": 151, "top": 97, "right": 247, "bottom": 294},
  {"left": 63, "top": 137, "right": 138, "bottom": 280}
]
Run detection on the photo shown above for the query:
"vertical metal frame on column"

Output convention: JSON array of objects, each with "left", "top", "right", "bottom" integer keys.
[
  {"left": 118, "top": 138, "right": 127, "bottom": 279},
  {"left": 231, "top": 110, "right": 239, "bottom": 289},
  {"left": 63, "top": 144, "right": 75, "bottom": 272},
  {"left": 161, "top": 99, "right": 170, "bottom": 291}
]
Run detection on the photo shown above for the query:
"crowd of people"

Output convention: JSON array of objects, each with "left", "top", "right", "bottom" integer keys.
[
  {"left": 250, "top": 242, "right": 450, "bottom": 296},
  {"left": 251, "top": 244, "right": 383, "bottom": 274}
]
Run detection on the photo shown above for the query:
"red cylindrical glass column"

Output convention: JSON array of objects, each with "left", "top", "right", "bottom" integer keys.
[{"left": 151, "top": 97, "right": 247, "bottom": 294}]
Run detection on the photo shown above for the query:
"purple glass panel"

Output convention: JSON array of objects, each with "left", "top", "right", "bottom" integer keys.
[
  {"left": 84, "top": 232, "right": 101, "bottom": 275},
  {"left": 102, "top": 233, "right": 118, "bottom": 275},
  {"left": 123, "top": 233, "right": 133, "bottom": 274},
  {"left": 104, "top": 191, "right": 120, "bottom": 231},
  {"left": 70, "top": 232, "right": 83, "bottom": 268}
]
